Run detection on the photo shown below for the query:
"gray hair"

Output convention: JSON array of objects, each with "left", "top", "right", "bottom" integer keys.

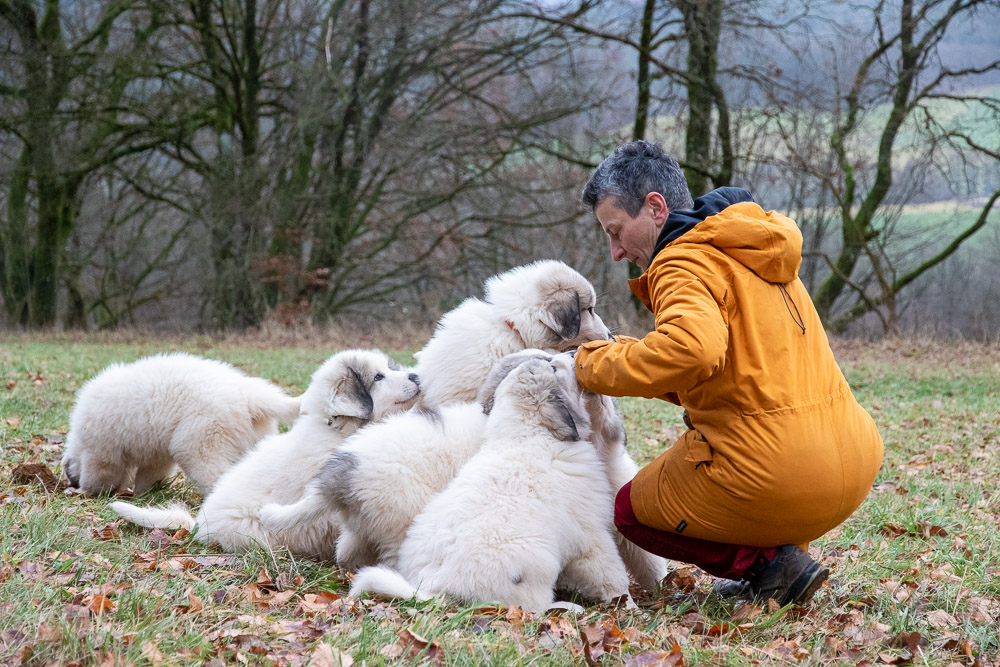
[{"left": 581, "top": 140, "right": 693, "bottom": 217}]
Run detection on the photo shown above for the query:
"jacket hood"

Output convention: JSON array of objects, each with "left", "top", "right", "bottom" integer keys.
[{"left": 652, "top": 187, "right": 803, "bottom": 284}]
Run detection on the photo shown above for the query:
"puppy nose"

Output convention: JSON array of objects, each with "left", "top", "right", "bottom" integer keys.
[
  {"left": 606, "top": 329, "right": 613, "bottom": 340},
  {"left": 408, "top": 373, "right": 420, "bottom": 386}
]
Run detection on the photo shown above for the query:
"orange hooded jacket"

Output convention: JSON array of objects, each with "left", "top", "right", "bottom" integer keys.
[{"left": 576, "top": 189, "right": 883, "bottom": 547}]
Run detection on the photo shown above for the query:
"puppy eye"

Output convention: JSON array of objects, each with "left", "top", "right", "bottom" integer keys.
[
  {"left": 373, "top": 373, "right": 384, "bottom": 382},
  {"left": 587, "top": 306, "right": 595, "bottom": 315}
]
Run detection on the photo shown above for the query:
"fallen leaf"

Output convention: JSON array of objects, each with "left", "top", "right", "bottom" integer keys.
[
  {"left": 92, "top": 522, "right": 122, "bottom": 542},
  {"left": 730, "top": 603, "right": 762, "bottom": 623},
  {"left": 662, "top": 568, "right": 698, "bottom": 593},
  {"left": 176, "top": 588, "right": 203, "bottom": 614},
  {"left": 141, "top": 641, "right": 165, "bottom": 666},
  {"left": 626, "top": 644, "right": 684, "bottom": 666},
  {"left": 83, "top": 593, "right": 115, "bottom": 614},
  {"left": 5, "top": 416, "right": 20, "bottom": 426},
  {"left": 890, "top": 631, "right": 927, "bottom": 654},
  {"left": 539, "top": 616, "right": 578, "bottom": 640},
  {"left": 36, "top": 622, "right": 60, "bottom": 643},
  {"left": 967, "top": 597, "right": 994, "bottom": 624},
  {"left": 926, "top": 609, "right": 959, "bottom": 629},
  {"left": 307, "top": 643, "right": 353, "bottom": 667},
  {"left": 916, "top": 522, "right": 948, "bottom": 538},
  {"left": 880, "top": 523, "right": 909, "bottom": 539},
  {"left": 397, "top": 628, "right": 444, "bottom": 665}
]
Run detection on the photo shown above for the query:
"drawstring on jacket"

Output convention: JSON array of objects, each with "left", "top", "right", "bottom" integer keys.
[{"left": 778, "top": 284, "right": 806, "bottom": 335}]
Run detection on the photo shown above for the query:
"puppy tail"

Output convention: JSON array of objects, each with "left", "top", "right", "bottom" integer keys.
[
  {"left": 349, "top": 565, "right": 430, "bottom": 602},
  {"left": 110, "top": 501, "right": 196, "bottom": 532},
  {"left": 249, "top": 393, "right": 302, "bottom": 426}
]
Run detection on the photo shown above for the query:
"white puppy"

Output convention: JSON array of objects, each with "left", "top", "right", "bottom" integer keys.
[
  {"left": 110, "top": 350, "right": 419, "bottom": 557},
  {"left": 413, "top": 260, "right": 612, "bottom": 406},
  {"left": 256, "top": 351, "right": 553, "bottom": 571},
  {"left": 350, "top": 358, "right": 631, "bottom": 613},
  {"left": 548, "top": 352, "right": 669, "bottom": 592},
  {"left": 62, "top": 352, "right": 300, "bottom": 496}
]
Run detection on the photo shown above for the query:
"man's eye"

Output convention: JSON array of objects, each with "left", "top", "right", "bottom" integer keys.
[{"left": 374, "top": 373, "right": 384, "bottom": 382}]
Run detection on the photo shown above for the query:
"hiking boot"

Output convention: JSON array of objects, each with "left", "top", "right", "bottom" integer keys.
[
  {"left": 712, "top": 579, "right": 750, "bottom": 599},
  {"left": 747, "top": 545, "right": 828, "bottom": 607}
]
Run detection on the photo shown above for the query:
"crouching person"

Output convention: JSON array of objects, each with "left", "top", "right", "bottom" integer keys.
[{"left": 574, "top": 140, "right": 884, "bottom": 607}]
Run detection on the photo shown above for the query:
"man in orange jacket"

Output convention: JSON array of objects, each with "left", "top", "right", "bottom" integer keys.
[{"left": 575, "top": 140, "right": 884, "bottom": 606}]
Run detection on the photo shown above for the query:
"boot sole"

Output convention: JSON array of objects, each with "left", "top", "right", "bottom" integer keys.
[{"left": 784, "top": 566, "right": 829, "bottom": 606}]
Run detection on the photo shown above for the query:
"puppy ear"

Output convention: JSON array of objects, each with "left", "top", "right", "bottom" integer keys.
[
  {"left": 538, "top": 383, "right": 581, "bottom": 442},
  {"left": 538, "top": 290, "right": 581, "bottom": 340},
  {"left": 329, "top": 369, "right": 374, "bottom": 420},
  {"left": 478, "top": 352, "right": 552, "bottom": 414}
]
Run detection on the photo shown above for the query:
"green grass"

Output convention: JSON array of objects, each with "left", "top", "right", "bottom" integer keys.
[{"left": 2, "top": 336, "right": 999, "bottom": 665}]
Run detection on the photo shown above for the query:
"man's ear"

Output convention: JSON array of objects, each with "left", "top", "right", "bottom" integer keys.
[{"left": 645, "top": 191, "right": 669, "bottom": 230}]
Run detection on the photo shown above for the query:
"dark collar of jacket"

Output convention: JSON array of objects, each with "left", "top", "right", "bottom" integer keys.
[{"left": 650, "top": 186, "right": 756, "bottom": 259}]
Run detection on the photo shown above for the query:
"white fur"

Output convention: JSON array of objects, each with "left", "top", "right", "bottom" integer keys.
[
  {"left": 111, "top": 350, "right": 419, "bottom": 557},
  {"left": 258, "top": 401, "right": 487, "bottom": 570},
  {"left": 61, "top": 352, "right": 300, "bottom": 496},
  {"left": 262, "top": 349, "right": 666, "bottom": 591},
  {"left": 258, "top": 348, "right": 553, "bottom": 571},
  {"left": 557, "top": 352, "right": 668, "bottom": 592},
  {"left": 350, "top": 358, "right": 631, "bottom": 612},
  {"left": 413, "top": 260, "right": 611, "bottom": 406}
]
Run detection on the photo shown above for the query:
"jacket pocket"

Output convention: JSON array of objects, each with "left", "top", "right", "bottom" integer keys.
[{"left": 683, "top": 430, "right": 714, "bottom": 469}]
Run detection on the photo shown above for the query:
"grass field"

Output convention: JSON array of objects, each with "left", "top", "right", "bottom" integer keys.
[{"left": 1, "top": 335, "right": 999, "bottom": 666}]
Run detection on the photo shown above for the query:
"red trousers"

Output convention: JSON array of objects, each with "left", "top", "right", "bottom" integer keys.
[{"left": 614, "top": 481, "right": 779, "bottom": 580}]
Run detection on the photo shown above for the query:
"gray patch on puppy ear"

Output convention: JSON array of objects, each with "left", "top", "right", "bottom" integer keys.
[
  {"left": 538, "top": 385, "right": 580, "bottom": 442},
  {"left": 329, "top": 367, "right": 374, "bottom": 420},
  {"left": 539, "top": 291, "right": 582, "bottom": 340}
]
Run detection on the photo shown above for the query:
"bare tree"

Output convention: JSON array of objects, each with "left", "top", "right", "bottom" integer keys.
[
  {"left": 798, "top": 0, "right": 1000, "bottom": 332},
  {"left": 0, "top": 0, "right": 174, "bottom": 328}
]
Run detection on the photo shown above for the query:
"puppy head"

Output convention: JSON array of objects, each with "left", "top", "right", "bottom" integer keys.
[
  {"left": 490, "top": 357, "right": 590, "bottom": 442},
  {"left": 302, "top": 350, "right": 421, "bottom": 432},
  {"left": 484, "top": 260, "right": 612, "bottom": 352},
  {"left": 477, "top": 348, "right": 553, "bottom": 414}
]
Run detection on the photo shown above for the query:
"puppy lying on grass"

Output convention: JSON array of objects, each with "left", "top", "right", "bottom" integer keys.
[
  {"left": 111, "top": 350, "right": 419, "bottom": 557},
  {"left": 62, "top": 352, "right": 300, "bottom": 497}
]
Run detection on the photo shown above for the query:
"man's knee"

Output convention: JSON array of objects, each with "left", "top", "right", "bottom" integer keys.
[{"left": 613, "top": 481, "right": 637, "bottom": 532}]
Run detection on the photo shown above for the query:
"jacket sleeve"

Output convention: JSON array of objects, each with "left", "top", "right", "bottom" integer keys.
[{"left": 575, "top": 261, "right": 728, "bottom": 399}]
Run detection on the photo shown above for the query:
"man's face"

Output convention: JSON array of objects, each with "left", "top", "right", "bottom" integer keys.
[{"left": 594, "top": 193, "right": 667, "bottom": 270}]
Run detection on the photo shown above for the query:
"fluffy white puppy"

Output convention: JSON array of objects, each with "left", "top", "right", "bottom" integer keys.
[
  {"left": 61, "top": 352, "right": 300, "bottom": 497},
  {"left": 548, "top": 352, "right": 669, "bottom": 592},
  {"left": 110, "top": 350, "right": 419, "bottom": 557},
  {"left": 257, "top": 351, "right": 553, "bottom": 571},
  {"left": 413, "top": 260, "right": 612, "bottom": 406},
  {"left": 350, "top": 357, "right": 631, "bottom": 613}
]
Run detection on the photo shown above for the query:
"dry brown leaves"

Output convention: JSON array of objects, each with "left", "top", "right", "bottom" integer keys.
[{"left": 9, "top": 461, "right": 65, "bottom": 493}]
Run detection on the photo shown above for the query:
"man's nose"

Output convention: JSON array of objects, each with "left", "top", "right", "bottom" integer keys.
[{"left": 610, "top": 240, "right": 626, "bottom": 262}]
